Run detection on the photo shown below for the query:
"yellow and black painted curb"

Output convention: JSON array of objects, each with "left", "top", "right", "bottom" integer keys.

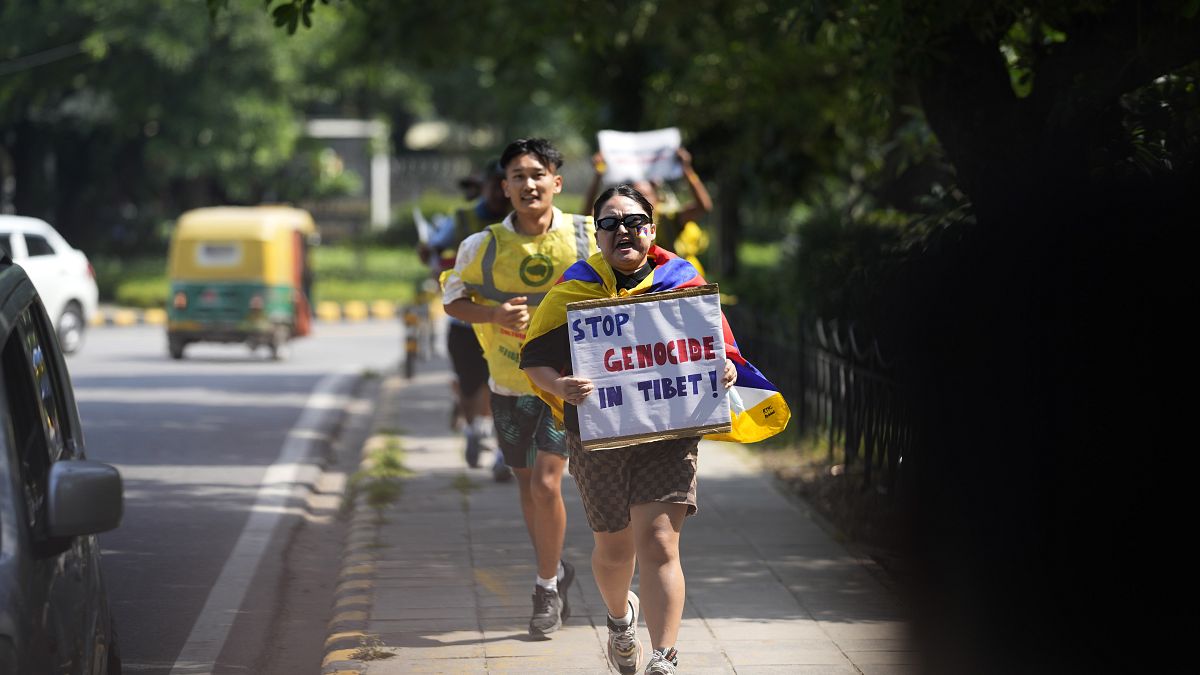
[
  {"left": 320, "top": 379, "right": 408, "bottom": 674},
  {"left": 90, "top": 307, "right": 169, "bottom": 327},
  {"left": 90, "top": 301, "right": 409, "bottom": 328},
  {"left": 320, "top": 489, "right": 379, "bottom": 675}
]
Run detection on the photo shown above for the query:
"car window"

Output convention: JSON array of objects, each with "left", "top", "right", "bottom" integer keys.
[
  {"left": 2, "top": 320, "right": 53, "bottom": 534},
  {"left": 0, "top": 233, "right": 11, "bottom": 256},
  {"left": 24, "top": 234, "right": 55, "bottom": 257}
]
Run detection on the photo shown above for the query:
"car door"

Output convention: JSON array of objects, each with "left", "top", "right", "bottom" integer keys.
[{"left": 0, "top": 304, "right": 95, "bottom": 673}]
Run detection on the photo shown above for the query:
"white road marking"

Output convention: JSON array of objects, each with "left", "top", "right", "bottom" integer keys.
[{"left": 167, "top": 369, "right": 359, "bottom": 675}]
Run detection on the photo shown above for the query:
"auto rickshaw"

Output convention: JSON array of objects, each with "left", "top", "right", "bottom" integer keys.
[{"left": 166, "top": 206, "right": 317, "bottom": 360}]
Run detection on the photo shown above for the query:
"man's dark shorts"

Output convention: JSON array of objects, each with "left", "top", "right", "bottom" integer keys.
[
  {"left": 447, "top": 322, "right": 489, "bottom": 397},
  {"left": 490, "top": 393, "right": 567, "bottom": 469},
  {"left": 567, "top": 432, "right": 700, "bottom": 533}
]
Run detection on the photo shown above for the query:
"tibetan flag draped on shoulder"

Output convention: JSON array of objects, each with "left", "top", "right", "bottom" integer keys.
[{"left": 523, "top": 245, "right": 790, "bottom": 443}]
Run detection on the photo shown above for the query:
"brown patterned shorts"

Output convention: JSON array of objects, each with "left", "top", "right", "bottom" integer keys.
[{"left": 567, "top": 432, "right": 700, "bottom": 533}]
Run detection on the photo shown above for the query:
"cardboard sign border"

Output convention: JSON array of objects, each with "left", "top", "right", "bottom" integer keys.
[{"left": 566, "top": 284, "right": 732, "bottom": 451}]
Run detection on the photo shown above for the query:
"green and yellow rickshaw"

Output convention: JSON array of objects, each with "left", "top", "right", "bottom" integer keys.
[{"left": 166, "top": 206, "right": 317, "bottom": 360}]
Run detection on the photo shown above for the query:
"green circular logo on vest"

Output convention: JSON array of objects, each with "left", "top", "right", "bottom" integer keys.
[{"left": 519, "top": 254, "right": 554, "bottom": 286}]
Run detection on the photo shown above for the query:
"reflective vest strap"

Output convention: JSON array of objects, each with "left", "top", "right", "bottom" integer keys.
[
  {"left": 463, "top": 282, "right": 546, "bottom": 306},
  {"left": 480, "top": 228, "right": 498, "bottom": 295},
  {"left": 468, "top": 227, "right": 546, "bottom": 305},
  {"left": 572, "top": 214, "right": 590, "bottom": 261}
]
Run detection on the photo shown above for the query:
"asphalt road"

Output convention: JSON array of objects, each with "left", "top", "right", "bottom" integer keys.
[{"left": 63, "top": 320, "right": 404, "bottom": 674}]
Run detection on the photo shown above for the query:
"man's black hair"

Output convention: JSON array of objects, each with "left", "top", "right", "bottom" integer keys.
[
  {"left": 593, "top": 184, "right": 655, "bottom": 222},
  {"left": 499, "top": 138, "right": 563, "bottom": 173}
]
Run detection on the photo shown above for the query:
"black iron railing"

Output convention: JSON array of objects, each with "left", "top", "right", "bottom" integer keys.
[{"left": 725, "top": 307, "right": 910, "bottom": 494}]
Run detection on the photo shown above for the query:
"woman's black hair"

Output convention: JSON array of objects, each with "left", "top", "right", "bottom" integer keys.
[{"left": 593, "top": 184, "right": 655, "bottom": 222}]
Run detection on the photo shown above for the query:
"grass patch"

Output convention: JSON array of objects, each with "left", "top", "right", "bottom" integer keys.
[
  {"left": 345, "top": 435, "right": 414, "bottom": 511},
  {"left": 311, "top": 245, "right": 427, "bottom": 305},
  {"left": 450, "top": 473, "right": 479, "bottom": 512},
  {"left": 737, "top": 240, "right": 783, "bottom": 270},
  {"left": 349, "top": 634, "right": 394, "bottom": 661},
  {"left": 91, "top": 256, "right": 170, "bottom": 308}
]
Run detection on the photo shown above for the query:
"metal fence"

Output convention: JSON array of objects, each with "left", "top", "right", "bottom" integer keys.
[{"left": 726, "top": 307, "right": 911, "bottom": 494}]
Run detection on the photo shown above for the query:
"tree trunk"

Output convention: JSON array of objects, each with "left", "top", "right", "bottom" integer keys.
[
  {"left": 11, "top": 120, "right": 55, "bottom": 221},
  {"left": 715, "top": 168, "right": 740, "bottom": 279}
]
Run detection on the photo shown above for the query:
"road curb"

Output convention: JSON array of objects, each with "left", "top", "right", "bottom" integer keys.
[
  {"left": 320, "top": 374, "right": 406, "bottom": 675},
  {"left": 90, "top": 301, "right": 414, "bottom": 328},
  {"left": 320, "top": 499, "right": 377, "bottom": 674}
]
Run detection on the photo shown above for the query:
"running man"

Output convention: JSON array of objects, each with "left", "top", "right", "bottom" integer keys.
[
  {"left": 428, "top": 160, "right": 511, "bottom": 480},
  {"left": 440, "top": 138, "right": 598, "bottom": 635}
]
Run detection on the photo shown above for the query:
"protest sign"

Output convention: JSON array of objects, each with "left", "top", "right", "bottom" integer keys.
[
  {"left": 597, "top": 128, "right": 684, "bottom": 184},
  {"left": 567, "top": 284, "right": 731, "bottom": 450}
]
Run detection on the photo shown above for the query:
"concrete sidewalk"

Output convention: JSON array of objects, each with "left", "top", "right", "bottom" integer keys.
[{"left": 323, "top": 358, "right": 915, "bottom": 674}]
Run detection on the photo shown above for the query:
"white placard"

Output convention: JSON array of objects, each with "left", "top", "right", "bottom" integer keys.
[
  {"left": 567, "top": 284, "right": 731, "bottom": 450},
  {"left": 597, "top": 128, "right": 684, "bottom": 184}
]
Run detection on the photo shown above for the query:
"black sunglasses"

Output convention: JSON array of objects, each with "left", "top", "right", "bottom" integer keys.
[{"left": 596, "top": 213, "right": 652, "bottom": 232}]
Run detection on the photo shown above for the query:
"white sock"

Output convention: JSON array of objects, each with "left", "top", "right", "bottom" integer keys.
[
  {"left": 556, "top": 561, "right": 565, "bottom": 580},
  {"left": 536, "top": 575, "right": 558, "bottom": 592},
  {"left": 609, "top": 604, "right": 633, "bottom": 627},
  {"left": 464, "top": 422, "right": 481, "bottom": 440}
]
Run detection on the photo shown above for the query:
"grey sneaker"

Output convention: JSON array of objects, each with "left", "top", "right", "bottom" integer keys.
[
  {"left": 465, "top": 434, "right": 481, "bottom": 468},
  {"left": 527, "top": 560, "right": 575, "bottom": 636},
  {"left": 644, "top": 647, "right": 678, "bottom": 674},
  {"left": 529, "top": 585, "right": 564, "bottom": 636},
  {"left": 606, "top": 591, "right": 642, "bottom": 674}
]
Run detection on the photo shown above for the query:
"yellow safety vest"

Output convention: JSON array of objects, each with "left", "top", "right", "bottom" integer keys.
[{"left": 461, "top": 212, "right": 597, "bottom": 393}]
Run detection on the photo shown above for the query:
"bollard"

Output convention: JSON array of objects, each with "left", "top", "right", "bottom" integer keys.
[{"left": 403, "top": 305, "right": 420, "bottom": 379}]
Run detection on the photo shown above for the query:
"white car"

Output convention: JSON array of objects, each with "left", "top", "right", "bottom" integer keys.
[{"left": 0, "top": 215, "right": 99, "bottom": 354}]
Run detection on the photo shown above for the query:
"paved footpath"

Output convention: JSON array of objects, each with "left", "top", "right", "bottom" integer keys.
[{"left": 323, "top": 357, "right": 916, "bottom": 674}]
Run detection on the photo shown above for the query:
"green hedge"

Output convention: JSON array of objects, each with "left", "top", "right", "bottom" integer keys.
[{"left": 93, "top": 245, "right": 429, "bottom": 308}]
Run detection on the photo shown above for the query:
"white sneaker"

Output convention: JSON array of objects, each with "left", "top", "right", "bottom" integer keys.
[
  {"left": 606, "top": 591, "right": 642, "bottom": 674},
  {"left": 644, "top": 647, "right": 678, "bottom": 674}
]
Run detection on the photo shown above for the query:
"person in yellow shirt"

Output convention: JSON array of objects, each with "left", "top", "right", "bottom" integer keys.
[{"left": 441, "top": 138, "right": 598, "bottom": 636}]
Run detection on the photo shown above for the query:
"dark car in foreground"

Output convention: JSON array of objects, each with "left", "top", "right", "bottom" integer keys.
[{"left": 0, "top": 253, "right": 123, "bottom": 674}]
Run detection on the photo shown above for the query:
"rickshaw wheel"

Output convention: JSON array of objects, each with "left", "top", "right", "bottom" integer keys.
[{"left": 168, "top": 337, "right": 186, "bottom": 360}]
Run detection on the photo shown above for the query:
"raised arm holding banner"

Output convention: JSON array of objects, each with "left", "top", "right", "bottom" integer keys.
[{"left": 597, "top": 127, "right": 684, "bottom": 184}]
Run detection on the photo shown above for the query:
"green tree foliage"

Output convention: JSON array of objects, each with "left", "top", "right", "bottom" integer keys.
[
  {"left": 244, "top": 0, "right": 940, "bottom": 280},
  {"left": 0, "top": 0, "right": 429, "bottom": 252}
]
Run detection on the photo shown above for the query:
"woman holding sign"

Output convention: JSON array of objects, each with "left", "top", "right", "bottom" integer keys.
[{"left": 521, "top": 185, "right": 788, "bottom": 675}]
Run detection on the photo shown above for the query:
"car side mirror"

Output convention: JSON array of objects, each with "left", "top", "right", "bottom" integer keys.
[{"left": 46, "top": 460, "right": 124, "bottom": 538}]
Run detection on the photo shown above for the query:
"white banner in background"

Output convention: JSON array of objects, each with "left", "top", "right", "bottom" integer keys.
[
  {"left": 597, "top": 127, "right": 684, "bottom": 184},
  {"left": 567, "top": 284, "right": 731, "bottom": 450}
]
